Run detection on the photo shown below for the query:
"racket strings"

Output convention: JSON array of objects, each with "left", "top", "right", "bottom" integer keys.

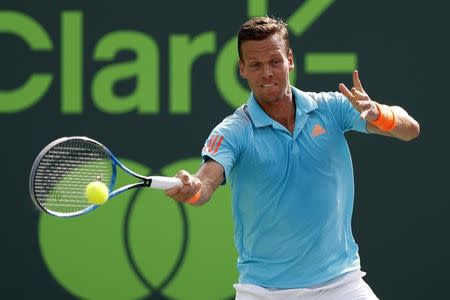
[{"left": 33, "top": 139, "right": 113, "bottom": 214}]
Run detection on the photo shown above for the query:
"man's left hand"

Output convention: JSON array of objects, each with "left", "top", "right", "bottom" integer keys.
[{"left": 339, "top": 70, "right": 379, "bottom": 122}]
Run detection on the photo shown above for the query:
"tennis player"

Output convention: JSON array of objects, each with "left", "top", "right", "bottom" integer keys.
[{"left": 166, "top": 16, "right": 420, "bottom": 299}]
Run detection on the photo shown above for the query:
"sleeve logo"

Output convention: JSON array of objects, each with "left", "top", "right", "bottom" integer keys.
[{"left": 203, "top": 135, "right": 224, "bottom": 155}]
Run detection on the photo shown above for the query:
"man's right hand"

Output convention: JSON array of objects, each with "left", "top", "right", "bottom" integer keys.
[
  {"left": 165, "top": 160, "right": 225, "bottom": 206},
  {"left": 165, "top": 170, "right": 202, "bottom": 204}
]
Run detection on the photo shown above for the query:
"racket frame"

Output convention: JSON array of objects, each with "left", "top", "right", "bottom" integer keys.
[{"left": 29, "top": 136, "right": 175, "bottom": 217}]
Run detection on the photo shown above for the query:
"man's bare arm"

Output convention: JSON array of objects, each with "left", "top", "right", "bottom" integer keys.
[
  {"left": 165, "top": 160, "right": 225, "bottom": 206},
  {"left": 339, "top": 70, "right": 420, "bottom": 141}
]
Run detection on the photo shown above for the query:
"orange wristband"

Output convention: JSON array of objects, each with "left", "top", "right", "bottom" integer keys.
[
  {"left": 186, "top": 190, "right": 201, "bottom": 205},
  {"left": 370, "top": 103, "right": 398, "bottom": 132}
]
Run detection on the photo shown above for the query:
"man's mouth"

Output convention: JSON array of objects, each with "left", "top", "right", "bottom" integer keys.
[{"left": 260, "top": 83, "right": 276, "bottom": 88}]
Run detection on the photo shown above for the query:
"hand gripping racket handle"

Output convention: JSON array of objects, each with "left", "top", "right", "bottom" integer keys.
[{"left": 149, "top": 176, "right": 183, "bottom": 190}]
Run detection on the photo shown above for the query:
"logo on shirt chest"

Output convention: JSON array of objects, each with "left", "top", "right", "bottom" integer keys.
[{"left": 311, "top": 124, "right": 327, "bottom": 137}]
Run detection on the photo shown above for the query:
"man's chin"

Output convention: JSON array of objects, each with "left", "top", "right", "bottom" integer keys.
[{"left": 255, "top": 93, "right": 282, "bottom": 104}]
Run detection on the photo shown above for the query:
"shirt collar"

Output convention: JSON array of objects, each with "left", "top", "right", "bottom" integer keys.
[{"left": 246, "top": 86, "right": 318, "bottom": 128}]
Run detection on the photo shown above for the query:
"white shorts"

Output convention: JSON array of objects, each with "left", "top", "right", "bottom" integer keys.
[{"left": 234, "top": 270, "right": 379, "bottom": 300}]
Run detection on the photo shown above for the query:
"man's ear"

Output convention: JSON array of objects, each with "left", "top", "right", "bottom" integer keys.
[
  {"left": 239, "top": 59, "right": 247, "bottom": 79},
  {"left": 288, "top": 49, "right": 295, "bottom": 71}
]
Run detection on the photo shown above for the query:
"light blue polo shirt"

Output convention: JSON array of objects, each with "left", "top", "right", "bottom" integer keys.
[{"left": 202, "top": 86, "right": 368, "bottom": 288}]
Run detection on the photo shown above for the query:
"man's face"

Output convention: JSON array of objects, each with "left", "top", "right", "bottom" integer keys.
[{"left": 239, "top": 33, "right": 294, "bottom": 105}]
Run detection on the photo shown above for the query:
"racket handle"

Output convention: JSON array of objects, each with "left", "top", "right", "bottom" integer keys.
[{"left": 150, "top": 176, "right": 183, "bottom": 190}]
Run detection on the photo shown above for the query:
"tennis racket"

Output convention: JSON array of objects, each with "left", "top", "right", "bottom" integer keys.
[{"left": 29, "top": 136, "right": 183, "bottom": 218}]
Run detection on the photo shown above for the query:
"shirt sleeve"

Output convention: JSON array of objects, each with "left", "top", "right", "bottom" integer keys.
[
  {"left": 326, "top": 92, "right": 368, "bottom": 133},
  {"left": 201, "top": 114, "right": 248, "bottom": 184}
]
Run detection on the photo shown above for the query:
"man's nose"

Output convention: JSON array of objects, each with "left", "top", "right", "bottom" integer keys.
[{"left": 261, "top": 64, "right": 273, "bottom": 77}]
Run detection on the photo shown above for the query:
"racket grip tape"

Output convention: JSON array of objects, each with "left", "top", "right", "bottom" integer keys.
[{"left": 150, "top": 176, "right": 183, "bottom": 189}]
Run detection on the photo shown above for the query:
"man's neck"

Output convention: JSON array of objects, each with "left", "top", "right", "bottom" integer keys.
[{"left": 258, "top": 95, "right": 296, "bottom": 133}]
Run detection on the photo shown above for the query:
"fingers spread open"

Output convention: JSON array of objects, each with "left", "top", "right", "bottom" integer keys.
[
  {"left": 351, "top": 88, "right": 368, "bottom": 100},
  {"left": 353, "top": 70, "right": 366, "bottom": 93},
  {"left": 360, "top": 110, "right": 369, "bottom": 120},
  {"left": 356, "top": 100, "right": 373, "bottom": 119},
  {"left": 339, "top": 83, "right": 355, "bottom": 101}
]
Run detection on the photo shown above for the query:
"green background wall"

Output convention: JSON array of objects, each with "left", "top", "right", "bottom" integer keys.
[{"left": 1, "top": 0, "right": 448, "bottom": 299}]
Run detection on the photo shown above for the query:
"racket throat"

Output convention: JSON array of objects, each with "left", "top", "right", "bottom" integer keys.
[{"left": 143, "top": 178, "right": 152, "bottom": 187}]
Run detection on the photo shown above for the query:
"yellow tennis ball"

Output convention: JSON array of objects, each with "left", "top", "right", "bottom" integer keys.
[{"left": 85, "top": 181, "right": 109, "bottom": 205}]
